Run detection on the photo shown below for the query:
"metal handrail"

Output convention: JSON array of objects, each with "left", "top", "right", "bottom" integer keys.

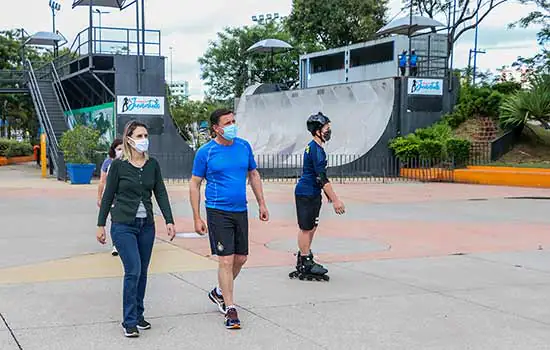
[
  {"left": 25, "top": 59, "right": 60, "bottom": 153},
  {"left": 51, "top": 62, "right": 74, "bottom": 129}
]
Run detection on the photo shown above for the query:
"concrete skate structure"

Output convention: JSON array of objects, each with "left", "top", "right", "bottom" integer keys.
[{"left": 235, "top": 30, "right": 457, "bottom": 175}]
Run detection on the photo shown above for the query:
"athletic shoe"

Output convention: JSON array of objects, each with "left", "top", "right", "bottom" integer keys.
[
  {"left": 123, "top": 326, "right": 139, "bottom": 337},
  {"left": 112, "top": 246, "right": 119, "bottom": 257},
  {"left": 208, "top": 288, "right": 226, "bottom": 314},
  {"left": 225, "top": 307, "right": 241, "bottom": 329},
  {"left": 137, "top": 319, "right": 151, "bottom": 330}
]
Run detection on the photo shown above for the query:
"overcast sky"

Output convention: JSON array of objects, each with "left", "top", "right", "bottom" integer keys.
[{"left": 0, "top": 0, "right": 542, "bottom": 99}]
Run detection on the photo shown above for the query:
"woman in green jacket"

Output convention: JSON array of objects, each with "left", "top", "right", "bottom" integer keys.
[{"left": 97, "top": 120, "right": 176, "bottom": 338}]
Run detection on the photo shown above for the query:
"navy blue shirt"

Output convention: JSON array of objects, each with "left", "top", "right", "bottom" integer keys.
[
  {"left": 192, "top": 138, "right": 257, "bottom": 212},
  {"left": 295, "top": 140, "right": 327, "bottom": 197}
]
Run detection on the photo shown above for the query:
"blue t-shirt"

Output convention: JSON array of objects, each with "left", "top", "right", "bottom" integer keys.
[
  {"left": 295, "top": 140, "right": 327, "bottom": 197},
  {"left": 192, "top": 138, "right": 257, "bottom": 212},
  {"left": 101, "top": 157, "right": 113, "bottom": 173}
]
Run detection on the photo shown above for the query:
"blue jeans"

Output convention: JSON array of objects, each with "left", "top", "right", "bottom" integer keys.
[{"left": 111, "top": 218, "right": 155, "bottom": 328}]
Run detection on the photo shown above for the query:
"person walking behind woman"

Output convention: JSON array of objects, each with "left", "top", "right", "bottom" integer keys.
[
  {"left": 97, "top": 138, "right": 123, "bottom": 257},
  {"left": 97, "top": 120, "right": 177, "bottom": 338}
]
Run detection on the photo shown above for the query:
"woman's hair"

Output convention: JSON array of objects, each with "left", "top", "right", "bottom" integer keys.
[
  {"left": 108, "top": 138, "right": 123, "bottom": 159},
  {"left": 122, "top": 120, "right": 149, "bottom": 161}
]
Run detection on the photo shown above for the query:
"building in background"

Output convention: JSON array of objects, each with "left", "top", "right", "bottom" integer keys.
[{"left": 168, "top": 80, "right": 190, "bottom": 100}]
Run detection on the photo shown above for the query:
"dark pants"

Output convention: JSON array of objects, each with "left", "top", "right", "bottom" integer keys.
[{"left": 111, "top": 218, "right": 155, "bottom": 328}]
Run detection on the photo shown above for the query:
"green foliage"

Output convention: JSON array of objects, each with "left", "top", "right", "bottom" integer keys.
[
  {"left": 445, "top": 138, "right": 471, "bottom": 164},
  {"left": 388, "top": 134, "right": 420, "bottom": 159},
  {"left": 0, "top": 138, "right": 32, "bottom": 157},
  {"left": 491, "top": 81, "right": 522, "bottom": 94},
  {"left": 415, "top": 122, "right": 453, "bottom": 141},
  {"left": 59, "top": 126, "right": 100, "bottom": 164},
  {"left": 443, "top": 86, "right": 505, "bottom": 128},
  {"left": 389, "top": 122, "right": 471, "bottom": 162},
  {"left": 169, "top": 98, "right": 226, "bottom": 148},
  {"left": 198, "top": 21, "right": 321, "bottom": 100},
  {"left": 499, "top": 74, "right": 550, "bottom": 130},
  {"left": 418, "top": 139, "right": 444, "bottom": 159},
  {"left": 287, "top": 0, "right": 388, "bottom": 49}
]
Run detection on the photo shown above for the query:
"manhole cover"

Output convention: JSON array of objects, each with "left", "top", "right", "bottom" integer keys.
[
  {"left": 175, "top": 232, "right": 206, "bottom": 238},
  {"left": 266, "top": 236, "right": 389, "bottom": 254}
]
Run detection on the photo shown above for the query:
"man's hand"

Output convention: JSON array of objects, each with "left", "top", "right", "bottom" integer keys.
[
  {"left": 97, "top": 199, "right": 102, "bottom": 208},
  {"left": 259, "top": 204, "right": 269, "bottom": 221},
  {"left": 194, "top": 218, "right": 207, "bottom": 235},
  {"left": 166, "top": 223, "right": 176, "bottom": 241},
  {"left": 332, "top": 199, "right": 346, "bottom": 215},
  {"left": 96, "top": 226, "right": 106, "bottom": 244}
]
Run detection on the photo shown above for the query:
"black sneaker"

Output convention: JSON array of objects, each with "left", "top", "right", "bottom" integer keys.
[
  {"left": 123, "top": 326, "right": 139, "bottom": 338},
  {"left": 137, "top": 319, "right": 151, "bottom": 330},
  {"left": 208, "top": 288, "right": 226, "bottom": 314},
  {"left": 225, "top": 307, "right": 241, "bottom": 329}
]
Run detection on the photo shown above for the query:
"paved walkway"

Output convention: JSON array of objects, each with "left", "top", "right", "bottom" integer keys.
[{"left": 1, "top": 163, "right": 550, "bottom": 349}]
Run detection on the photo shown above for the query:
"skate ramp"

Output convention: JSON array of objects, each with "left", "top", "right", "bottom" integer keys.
[{"left": 236, "top": 79, "right": 395, "bottom": 167}]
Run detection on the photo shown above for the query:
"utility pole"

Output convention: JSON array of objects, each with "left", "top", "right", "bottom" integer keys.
[{"left": 169, "top": 46, "right": 173, "bottom": 86}]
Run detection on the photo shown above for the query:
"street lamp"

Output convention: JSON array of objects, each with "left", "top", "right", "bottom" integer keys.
[
  {"left": 251, "top": 12, "right": 282, "bottom": 24},
  {"left": 94, "top": 9, "right": 110, "bottom": 53},
  {"left": 48, "top": 0, "right": 61, "bottom": 57}
]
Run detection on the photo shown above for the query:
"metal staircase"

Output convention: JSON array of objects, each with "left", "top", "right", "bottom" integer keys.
[{"left": 25, "top": 59, "right": 70, "bottom": 179}]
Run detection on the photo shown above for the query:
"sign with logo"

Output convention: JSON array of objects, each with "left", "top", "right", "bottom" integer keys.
[
  {"left": 407, "top": 78, "right": 443, "bottom": 96},
  {"left": 116, "top": 96, "right": 165, "bottom": 115}
]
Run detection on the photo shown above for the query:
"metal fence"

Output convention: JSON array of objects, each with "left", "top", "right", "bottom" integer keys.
[
  {"left": 490, "top": 125, "right": 524, "bottom": 161},
  {"left": 155, "top": 149, "right": 491, "bottom": 185}
]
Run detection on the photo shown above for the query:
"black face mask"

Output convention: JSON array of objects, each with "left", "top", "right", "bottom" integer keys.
[{"left": 322, "top": 129, "right": 331, "bottom": 142}]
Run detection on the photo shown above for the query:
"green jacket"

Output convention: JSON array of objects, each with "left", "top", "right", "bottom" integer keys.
[{"left": 97, "top": 157, "right": 174, "bottom": 226}]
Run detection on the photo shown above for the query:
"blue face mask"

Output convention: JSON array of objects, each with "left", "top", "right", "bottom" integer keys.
[{"left": 222, "top": 124, "right": 238, "bottom": 141}]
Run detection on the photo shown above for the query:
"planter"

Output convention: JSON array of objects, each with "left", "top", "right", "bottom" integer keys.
[
  {"left": 66, "top": 163, "right": 96, "bottom": 185},
  {"left": 0, "top": 155, "right": 35, "bottom": 166}
]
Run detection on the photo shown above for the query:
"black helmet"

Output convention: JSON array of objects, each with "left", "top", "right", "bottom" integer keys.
[{"left": 307, "top": 112, "right": 331, "bottom": 135}]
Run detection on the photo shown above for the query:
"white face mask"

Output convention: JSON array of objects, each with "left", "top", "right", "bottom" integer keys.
[
  {"left": 129, "top": 138, "right": 149, "bottom": 153},
  {"left": 115, "top": 149, "right": 123, "bottom": 159}
]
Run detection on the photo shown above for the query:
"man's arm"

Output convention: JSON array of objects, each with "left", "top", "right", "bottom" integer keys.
[
  {"left": 189, "top": 175, "right": 203, "bottom": 220},
  {"left": 248, "top": 169, "right": 266, "bottom": 207}
]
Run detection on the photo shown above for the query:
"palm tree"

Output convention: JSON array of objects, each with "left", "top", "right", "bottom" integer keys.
[{"left": 500, "top": 74, "right": 550, "bottom": 130}]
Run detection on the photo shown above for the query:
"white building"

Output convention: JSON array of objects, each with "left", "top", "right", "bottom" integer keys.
[
  {"left": 168, "top": 80, "right": 190, "bottom": 100},
  {"left": 298, "top": 33, "right": 448, "bottom": 89}
]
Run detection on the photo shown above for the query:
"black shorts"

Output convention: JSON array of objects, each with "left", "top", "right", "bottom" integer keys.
[
  {"left": 295, "top": 195, "right": 322, "bottom": 231},
  {"left": 206, "top": 208, "right": 249, "bottom": 256}
]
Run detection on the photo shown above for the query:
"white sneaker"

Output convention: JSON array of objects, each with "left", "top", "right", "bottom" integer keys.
[{"left": 111, "top": 246, "right": 119, "bottom": 257}]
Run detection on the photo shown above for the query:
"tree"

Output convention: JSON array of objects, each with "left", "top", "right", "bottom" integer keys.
[
  {"left": 509, "top": 0, "right": 550, "bottom": 72},
  {"left": 500, "top": 74, "right": 550, "bottom": 129},
  {"left": 287, "top": 0, "right": 389, "bottom": 49},
  {"left": 409, "top": 0, "right": 510, "bottom": 65},
  {"left": 169, "top": 99, "right": 226, "bottom": 149},
  {"left": 198, "top": 20, "right": 320, "bottom": 100}
]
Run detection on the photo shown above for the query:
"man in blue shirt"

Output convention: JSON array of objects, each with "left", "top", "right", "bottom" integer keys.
[
  {"left": 410, "top": 49, "right": 418, "bottom": 76},
  {"left": 291, "top": 112, "right": 345, "bottom": 282},
  {"left": 398, "top": 50, "right": 407, "bottom": 76},
  {"left": 190, "top": 108, "right": 269, "bottom": 330}
]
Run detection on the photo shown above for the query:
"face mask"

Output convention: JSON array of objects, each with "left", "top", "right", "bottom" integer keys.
[
  {"left": 129, "top": 138, "right": 149, "bottom": 153},
  {"left": 221, "top": 124, "right": 238, "bottom": 141},
  {"left": 323, "top": 129, "right": 332, "bottom": 142},
  {"left": 115, "top": 149, "right": 123, "bottom": 159}
]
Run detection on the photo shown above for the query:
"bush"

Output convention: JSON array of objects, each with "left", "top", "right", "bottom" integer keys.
[
  {"left": 388, "top": 134, "right": 420, "bottom": 159},
  {"left": 492, "top": 81, "right": 522, "bottom": 95},
  {"left": 60, "top": 126, "right": 100, "bottom": 164},
  {"left": 0, "top": 138, "right": 33, "bottom": 157},
  {"left": 418, "top": 139, "right": 444, "bottom": 159},
  {"left": 444, "top": 86, "right": 504, "bottom": 128},
  {"left": 445, "top": 138, "right": 471, "bottom": 164},
  {"left": 415, "top": 122, "right": 453, "bottom": 141}
]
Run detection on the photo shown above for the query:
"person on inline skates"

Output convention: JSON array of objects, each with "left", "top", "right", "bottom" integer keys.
[{"left": 291, "top": 112, "right": 345, "bottom": 281}]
